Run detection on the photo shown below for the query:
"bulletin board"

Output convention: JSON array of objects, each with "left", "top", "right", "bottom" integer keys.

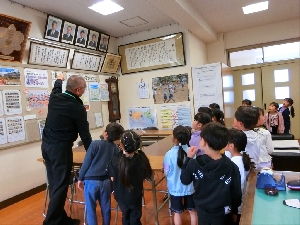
[
  {"left": 0, "top": 66, "right": 104, "bottom": 149},
  {"left": 118, "top": 32, "right": 185, "bottom": 74}
]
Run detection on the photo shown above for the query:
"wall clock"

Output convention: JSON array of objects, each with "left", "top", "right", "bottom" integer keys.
[{"left": 105, "top": 76, "right": 121, "bottom": 122}]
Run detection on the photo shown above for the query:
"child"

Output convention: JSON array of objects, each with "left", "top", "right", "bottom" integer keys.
[
  {"left": 189, "top": 112, "right": 211, "bottom": 156},
  {"left": 152, "top": 84, "right": 157, "bottom": 103},
  {"left": 163, "top": 84, "right": 168, "bottom": 103},
  {"left": 264, "top": 102, "right": 285, "bottom": 134},
  {"left": 242, "top": 99, "right": 252, "bottom": 106},
  {"left": 225, "top": 128, "right": 254, "bottom": 225},
  {"left": 279, "top": 98, "right": 295, "bottom": 134},
  {"left": 211, "top": 108, "right": 225, "bottom": 126},
  {"left": 209, "top": 103, "right": 220, "bottom": 109},
  {"left": 166, "top": 87, "right": 175, "bottom": 103},
  {"left": 109, "top": 130, "right": 152, "bottom": 225},
  {"left": 234, "top": 106, "right": 273, "bottom": 170},
  {"left": 198, "top": 107, "right": 212, "bottom": 117},
  {"left": 78, "top": 123, "right": 124, "bottom": 225},
  {"left": 163, "top": 126, "right": 197, "bottom": 225},
  {"left": 180, "top": 122, "right": 242, "bottom": 225}
]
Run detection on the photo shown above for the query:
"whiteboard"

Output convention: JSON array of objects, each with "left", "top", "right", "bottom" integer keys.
[
  {"left": 28, "top": 42, "right": 69, "bottom": 68},
  {"left": 71, "top": 51, "right": 105, "bottom": 72}
]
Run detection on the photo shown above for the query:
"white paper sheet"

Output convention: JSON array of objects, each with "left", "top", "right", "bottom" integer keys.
[
  {"left": 89, "top": 82, "right": 100, "bottom": 101},
  {"left": 137, "top": 81, "right": 149, "bottom": 99},
  {"left": 3, "top": 90, "right": 22, "bottom": 115},
  {"left": 0, "top": 118, "right": 8, "bottom": 144},
  {"left": 95, "top": 112, "right": 103, "bottom": 127},
  {"left": 6, "top": 116, "right": 25, "bottom": 142},
  {"left": 24, "top": 68, "right": 49, "bottom": 88}
]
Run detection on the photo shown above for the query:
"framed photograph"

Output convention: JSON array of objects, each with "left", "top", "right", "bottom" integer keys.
[
  {"left": 100, "top": 53, "right": 121, "bottom": 74},
  {"left": 44, "top": 15, "right": 62, "bottom": 42},
  {"left": 118, "top": 32, "right": 185, "bottom": 74},
  {"left": 87, "top": 30, "right": 99, "bottom": 50},
  {"left": 0, "top": 14, "right": 31, "bottom": 62},
  {"left": 75, "top": 26, "right": 89, "bottom": 48},
  {"left": 99, "top": 33, "right": 110, "bottom": 52},
  {"left": 60, "top": 21, "right": 76, "bottom": 44},
  {"left": 71, "top": 51, "right": 105, "bottom": 72}
]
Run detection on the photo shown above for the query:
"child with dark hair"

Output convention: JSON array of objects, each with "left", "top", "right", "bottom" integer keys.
[
  {"left": 209, "top": 103, "right": 220, "bottom": 109},
  {"left": 181, "top": 122, "right": 242, "bottom": 225},
  {"left": 242, "top": 99, "right": 252, "bottom": 106},
  {"left": 109, "top": 130, "right": 152, "bottom": 225},
  {"left": 264, "top": 102, "right": 285, "bottom": 134},
  {"left": 197, "top": 107, "right": 212, "bottom": 117},
  {"left": 234, "top": 106, "right": 273, "bottom": 170},
  {"left": 78, "top": 123, "right": 124, "bottom": 225},
  {"left": 163, "top": 126, "right": 197, "bottom": 225},
  {"left": 211, "top": 108, "right": 225, "bottom": 126},
  {"left": 225, "top": 128, "right": 254, "bottom": 224},
  {"left": 189, "top": 112, "right": 211, "bottom": 156},
  {"left": 279, "top": 98, "right": 295, "bottom": 134}
]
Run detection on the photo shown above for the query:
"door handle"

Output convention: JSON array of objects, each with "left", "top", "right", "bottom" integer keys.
[{"left": 264, "top": 103, "right": 266, "bottom": 110}]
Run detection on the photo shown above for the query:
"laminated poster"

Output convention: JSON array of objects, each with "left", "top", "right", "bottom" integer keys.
[
  {"left": 26, "top": 90, "right": 50, "bottom": 108},
  {"left": 0, "top": 118, "right": 8, "bottom": 145},
  {"left": 95, "top": 112, "right": 103, "bottom": 127},
  {"left": 89, "top": 82, "right": 100, "bottom": 101},
  {"left": 137, "top": 81, "right": 149, "bottom": 99},
  {"left": 6, "top": 116, "right": 25, "bottom": 143},
  {"left": 24, "top": 68, "right": 49, "bottom": 88},
  {"left": 99, "top": 82, "right": 109, "bottom": 101},
  {"left": 3, "top": 90, "right": 22, "bottom": 115}
]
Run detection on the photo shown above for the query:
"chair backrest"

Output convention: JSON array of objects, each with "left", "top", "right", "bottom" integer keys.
[
  {"left": 271, "top": 134, "right": 294, "bottom": 140},
  {"left": 143, "top": 127, "right": 159, "bottom": 130}
]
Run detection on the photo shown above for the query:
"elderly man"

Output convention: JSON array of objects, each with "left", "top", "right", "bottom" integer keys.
[{"left": 42, "top": 74, "right": 92, "bottom": 225}]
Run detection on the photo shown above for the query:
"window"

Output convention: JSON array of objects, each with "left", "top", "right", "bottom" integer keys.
[
  {"left": 274, "top": 69, "right": 289, "bottom": 82},
  {"left": 242, "top": 73, "right": 255, "bottom": 85},
  {"left": 224, "top": 91, "right": 234, "bottom": 103},
  {"left": 243, "top": 89, "right": 255, "bottom": 101},
  {"left": 275, "top": 87, "right": 289, "bottom": 99},
  {"left": 223, "top": 76, "right": 233, "bottom": 88}
]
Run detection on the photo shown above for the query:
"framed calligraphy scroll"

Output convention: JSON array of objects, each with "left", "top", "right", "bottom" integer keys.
[
  {"left": 100, "top": 53, "right": 121, "bottom": 74},
  {"left": 0, "top": 14, "right": 31, "bottom": 62},
  {"left": 28, "top": 42, "right": 70, "bottom": 68},
  {"left": 71, "top": 51, "right": 105, "bottom": 72},
  {"left": 118, "top": 32, "right": 185, "bottom": 74}
]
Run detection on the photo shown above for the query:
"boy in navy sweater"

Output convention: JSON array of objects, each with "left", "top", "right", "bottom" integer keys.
[
  {"left": 78, "top": 123, "right": 124, "bottom": 225},
  {"left": 180, "top": 122, "right": 241, "bottom": 225}
]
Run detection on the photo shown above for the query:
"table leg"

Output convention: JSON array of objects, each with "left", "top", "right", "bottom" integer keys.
[{"left": 151, "top": 172, "right": 159, "bottom": 225}]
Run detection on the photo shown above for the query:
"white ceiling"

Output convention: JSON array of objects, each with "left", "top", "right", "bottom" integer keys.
[{"left": 11, "top": 0, "right": 300, "bottom": 42}]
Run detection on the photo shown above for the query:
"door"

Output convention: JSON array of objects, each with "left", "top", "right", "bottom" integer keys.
[{"left": 261, "top": 61, "right": 300, "bottom": 138}]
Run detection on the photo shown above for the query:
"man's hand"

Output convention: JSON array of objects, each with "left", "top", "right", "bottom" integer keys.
[
  {"left": 187, "top": 146, "right": 197, "bottom": 158},
  {"left": 57, "top": 73, "right": 65, "bottom": 81},
  {"left": 78, "top": 180, "right": 84, "bottom": 190}
]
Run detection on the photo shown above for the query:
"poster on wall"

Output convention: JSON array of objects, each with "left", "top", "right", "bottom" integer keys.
[
  {"left": 5, "top": 116, "right": 25, "bottom": 142},
  {"left": 24, "top": 68, "right": 49, "bottom": 88},
  {"left": 89, "top": 82, "right": 100, "bottom": 101},
  {"left": 80, "top": 86, "right": 90, "bottom": 111},
  {"left": 38, "top": 119, "right": 46, "bottom": 139},
  {"left": 26, "top": 90, "right": 50, "bottom": 109},
  {"left": 3, "top": 90, "right": 22, "bottom": 115},
  {"left": 0, "top": 91, "right": 4, "bottom": 116},
  {"left": 0, "top": 68, "right": 21, "bottom": 85},
  {"left": 0, "top": 118, "right": 8, "bottom": 145},
  {"left": 137, "top": 81, "right": 149, "bottom": 99},
  {"left": 160, "top": 104, "right": 192, "bottom": 130},
  {"left": 192, "top": 63, "right": 223, "bottom": 113},
  {"left": 152, "top": 73, "right": 189, "bottom": 104},
  {"left": 128, "top": 106, "right": 157, "bottom": 129},
  {"left": 99, "top": 82, "right": 109, "bottom": 101},
  {"left": 51, "top": 71, "right": 64, "bottom": 79},
  {"left": 95, "top": 112, "right": 103, "bottom": 127}
]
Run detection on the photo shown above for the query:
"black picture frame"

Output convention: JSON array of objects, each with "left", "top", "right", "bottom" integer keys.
[
  {"left": 74, "top": 25, "right": 89, "bottom": 48},
  {"left": 86, "top": 30, "right": 99, "bottom": 50},
  {"left": 44, "top": 15, "right": 63, "bottom": 42},
  {"left": 60, "top": 20, "right": 77, "bottom": 45},
  {"left": 99, "top": 33, "right": 110, "bottom": 52}
]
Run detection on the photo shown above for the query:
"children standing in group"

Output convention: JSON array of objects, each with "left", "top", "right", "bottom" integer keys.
[
  {"left": 189, "top": 112, "right": 211, "bottom": 156},
  {"left": 163, "top": 126, "right": 197, "bottom": 225},
  {"left": 264, "top": 102, "right": 285, "bottom": 134},
  {"left": 242, "top": 99, "right": 252, "bottom": 106},
  {"left": 279, "top": 98, "right": 295, "bottom": 134},
  {"left": 181, "top": 123, "right": 242, "bottom": 225},
  {"left": 225, "top": 128, "right": 254, "bottom": 225},
  {"left": 109, "top": 130, "right": 152, "bottom": 225},
  {"left": 234, "top": 106, "right": 273, "bottom": 170},
  {"left": 78, "top": 123, "right": 124, "bottom": 225}
]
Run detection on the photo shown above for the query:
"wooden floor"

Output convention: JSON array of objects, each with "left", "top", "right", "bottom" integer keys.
[{"left": 0, "top": 172, "right": 194, "bottom": 225}]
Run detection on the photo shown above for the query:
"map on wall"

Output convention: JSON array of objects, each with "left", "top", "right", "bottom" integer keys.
[{"left": 128, "top": 106, "right": 157, "bottom": 129}]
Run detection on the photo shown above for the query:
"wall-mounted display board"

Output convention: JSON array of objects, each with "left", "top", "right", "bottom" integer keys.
[
  {"left": 118, "top": 32, "right": 185, "bottom": 74},
  {"left": 0, "top": 14, "right": 31, "bottom": 62},
  {"left": 71, "top": 51, "right": 105, "bottom": 72},
  {"left": 28, "top": 42, "right": 70, "bottom": 68},
  {"left": 100, "top": 53, "right": 121, "bottom": 74}
]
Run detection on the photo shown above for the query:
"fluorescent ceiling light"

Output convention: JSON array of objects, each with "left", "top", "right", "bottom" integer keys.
[
  {"left": 242, "top": 1, "right": 268, "bottom": 14},
  {"left": 89, "top": 0, "right": 124, "bottom": 16}
]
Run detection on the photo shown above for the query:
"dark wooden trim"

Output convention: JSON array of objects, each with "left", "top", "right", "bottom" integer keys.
[{"left": 0, "top": 183, "right": 46, "bottom": 210}]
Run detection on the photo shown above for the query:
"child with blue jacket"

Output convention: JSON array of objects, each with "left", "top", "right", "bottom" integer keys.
[
  {"left": 163, "top": 125, "right": 197, "bottom": 225},
  {"left": 78, "top": 123, "right": 124, "bottom": 225}
]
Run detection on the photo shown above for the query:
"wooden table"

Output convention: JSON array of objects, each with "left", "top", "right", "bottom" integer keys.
[{"left": 240, "top": 171, "right": 300, "bottom": 225}]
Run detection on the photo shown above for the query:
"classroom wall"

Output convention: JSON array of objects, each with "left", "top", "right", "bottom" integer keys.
[
  {"left": 117, "top": 24, "right": 208, "bottom": 130},
  {"left": 0, "top": 0, "right": 116, "bottom": 202}
]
